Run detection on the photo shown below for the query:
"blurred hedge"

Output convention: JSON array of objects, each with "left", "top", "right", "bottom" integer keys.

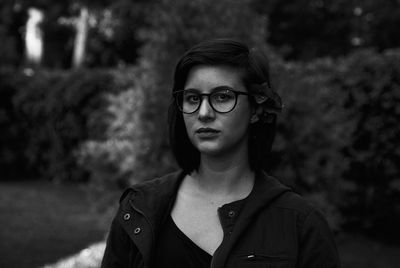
[
  {"left": 76, "top": 66, "right": 177, "bottom": 188},
  {"left": 272, "top": 49, "right": 400, "bottom": 235},
  {"left": 0, "top": 68, "right": 28, "bottom": 177},
  {"left": 332, "top": 49, "right": 400, "bottom": 239},
  {"left": 0, "top": 68, "right": 125, "bottom": 181},
  {"left": 269, "top": 57, "right": 351, "bottom": 230}
]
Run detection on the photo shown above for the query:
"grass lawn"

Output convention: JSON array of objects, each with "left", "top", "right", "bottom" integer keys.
[
  {"left": 0, "top": 180, "right": 118, "bottom": 268},
  {"left": 1, "top": 180, "right": 399, "bottom": 268}
]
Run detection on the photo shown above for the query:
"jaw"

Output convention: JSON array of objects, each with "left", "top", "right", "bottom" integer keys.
[{"left": 195, "top": 131, "right": 250, "bottom": 161}]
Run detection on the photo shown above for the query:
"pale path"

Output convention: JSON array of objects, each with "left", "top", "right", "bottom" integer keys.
[{"left": 41, "top": 241, "right": 105, "bottom": 268}]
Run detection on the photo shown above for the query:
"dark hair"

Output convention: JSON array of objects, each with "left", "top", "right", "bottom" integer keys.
[{"left": 168, "top": 39, "right": 277, "bottom": 173}]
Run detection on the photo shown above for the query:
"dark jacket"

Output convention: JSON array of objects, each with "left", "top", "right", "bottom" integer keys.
[{"left": 101, "top": 170, "right": 341, "bottom": 268}]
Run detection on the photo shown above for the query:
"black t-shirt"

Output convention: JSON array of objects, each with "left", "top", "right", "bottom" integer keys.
[
  {"left": 153, "top": 215, "right": 212, "bottom": 268},
  {"left": 153, "top": 198, "right": 247, "bottom": 268}
]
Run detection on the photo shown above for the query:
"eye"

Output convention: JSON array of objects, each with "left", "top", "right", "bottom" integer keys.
[
  {"left": 183, "top": 92, "right": 200, "bottom": 103},
  {"left": 213, "top": 90, "right": 234, "bottom": 102}
]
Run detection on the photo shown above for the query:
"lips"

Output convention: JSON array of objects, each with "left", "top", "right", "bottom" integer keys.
[{"left": 196, "top": 127, "right": 220, "bottom": 133}]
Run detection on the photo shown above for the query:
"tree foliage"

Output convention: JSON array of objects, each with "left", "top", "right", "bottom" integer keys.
[
  {"left": 2, "top": 0, "right": 399, "bottom": 67},
  {"left": 332, "top": 49, "right": 400, "bottom": 238},
  {"left": 0, "top": 0, "right": 147, "bottom": 68},
  {"left": 252, "top": 0, "right": 400, "bottom": 60},
  {"left": 268, "top": 58, "right": 351, "bottom": 230},
  {"left": 0, "top": 1, "right": 26, "bottom": 67},
  {"left": 0, "top": 68, "right": 118, "bottom": 181}
]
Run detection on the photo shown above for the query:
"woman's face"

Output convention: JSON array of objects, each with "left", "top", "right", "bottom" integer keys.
[{"left": 183, "top": 65, "right": 253, "bottom": 157}]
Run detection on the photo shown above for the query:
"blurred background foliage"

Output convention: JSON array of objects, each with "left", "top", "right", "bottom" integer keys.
[{"left": 1, "top": 0, "right": 399, "bottom": 242}]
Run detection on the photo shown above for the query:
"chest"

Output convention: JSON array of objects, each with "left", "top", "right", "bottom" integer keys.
[
  {"left": 167, "top": 203, "right": 298, "bottom": 268},
  {"left": 171, "top": 193, "right": 224, "bottom": 255}
]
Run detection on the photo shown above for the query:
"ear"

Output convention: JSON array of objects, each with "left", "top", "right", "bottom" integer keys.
[
  {"left": 250, "top": 106, "right": 260, "bottom": 123},
  {"left": 250, "top": 113, "right": 259, "bottom": 123}
]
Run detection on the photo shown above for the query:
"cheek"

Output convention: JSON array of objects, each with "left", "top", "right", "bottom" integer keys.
[
  {"left": 183, "top": 115, "right": 194, "bottom": 133},
  {"left": 222, "top": 111, "right": 251, "bottom": 140},
  {"left": 231, "top": 103, "right": 252, "bottom": 126}
]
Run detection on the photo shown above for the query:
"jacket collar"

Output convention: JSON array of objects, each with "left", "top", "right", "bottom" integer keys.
[
  {"left": 129, "top": 169, "right": 291, "bottom": 227},
  {"left": 129, "top": 170, "right": 185, "bottom": 234}
]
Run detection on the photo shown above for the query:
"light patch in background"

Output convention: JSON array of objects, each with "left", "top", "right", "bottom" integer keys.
[{"left": 25, "top": 7, "right": 44, "bottom": 64}]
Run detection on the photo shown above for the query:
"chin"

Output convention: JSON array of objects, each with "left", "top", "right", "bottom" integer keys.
[
  {"left": 197, "top": 143, "right": 239, "bottom": 158},
  {"left": 195, "top": 141, "right": 224, "bottom": 156}
]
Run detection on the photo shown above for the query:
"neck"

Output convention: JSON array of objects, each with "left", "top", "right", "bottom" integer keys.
[{"left": 188, "top": 144, "right": 254, "bottom": 198}]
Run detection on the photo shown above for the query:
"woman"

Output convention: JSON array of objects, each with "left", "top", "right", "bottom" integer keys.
[{"left": 101, "top": 39, "right": 341, "bottom": 268}]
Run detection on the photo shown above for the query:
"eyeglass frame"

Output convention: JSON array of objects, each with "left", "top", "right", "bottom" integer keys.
[{"left": 172, "top": 88, "right": 252, "bottom": 114}]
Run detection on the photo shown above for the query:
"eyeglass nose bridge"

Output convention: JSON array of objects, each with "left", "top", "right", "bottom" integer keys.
[{"left": 196, "top": 93, "right": 215, "bottom": 114}]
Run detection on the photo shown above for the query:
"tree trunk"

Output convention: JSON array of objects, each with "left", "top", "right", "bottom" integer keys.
[
  {"left": 25, "top": 7, "right": 44, "bottom": 65},
  {"left": 72, "top": 7, "right": 89, "bottom": 68}
]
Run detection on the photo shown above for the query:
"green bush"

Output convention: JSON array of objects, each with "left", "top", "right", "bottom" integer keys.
[
  {"left": 1, "top": 68, "right": 118, "bottom": 181},
  {"left": 269, "top": 49, "right": 400, "bottom": 236},
  {"left": 0, "top": 68, "right": 29, "bottom": 178},
  {"left": 331, "top": 49, "right": 400, "bottom": 238},
  {"left": 76, "top": 66, "right": 177, "bottom": 187},
  {"left": 267, "top": 57, "right": 351, "bottom": 231}
]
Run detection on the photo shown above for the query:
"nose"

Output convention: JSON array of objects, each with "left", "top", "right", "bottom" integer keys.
[{"left": 198, "top": 96, "right": 215, "bottom": 121}]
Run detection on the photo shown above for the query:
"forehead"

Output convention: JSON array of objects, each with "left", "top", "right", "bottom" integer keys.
[{"left": 184, "top": 65, "right": 245, "bottom": 91}]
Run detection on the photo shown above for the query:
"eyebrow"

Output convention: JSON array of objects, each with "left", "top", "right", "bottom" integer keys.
[{"left": 183, "top": 86, "right": 234, "bottom": 92}]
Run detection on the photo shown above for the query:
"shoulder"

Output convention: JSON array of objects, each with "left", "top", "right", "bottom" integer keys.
[
  {"left": 270, "top": 191, "right": 337, "bottom": 246},
  {"left": 271, "top": 190, "right": 328, "bottom": 227},
  {"left": 275, "top": 193, "right": 342, "bottom": 267},
  {"left": 256, "top": 171, "right": 321, "bottom": 220},
  {"left": 118, "top": 169, "right": 184, "bottom": 204}
]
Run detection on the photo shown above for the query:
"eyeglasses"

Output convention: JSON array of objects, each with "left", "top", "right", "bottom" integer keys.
[{"left": 173, "top": 88, "right": 251, "bottom": 114}]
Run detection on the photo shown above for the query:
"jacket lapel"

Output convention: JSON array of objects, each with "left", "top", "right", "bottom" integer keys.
[{"left": 120, "top": 170, "right": 185, "bottom": 267}]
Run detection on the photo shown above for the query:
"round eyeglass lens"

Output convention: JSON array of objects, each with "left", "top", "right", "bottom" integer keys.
[
  {"left": 182, "top": 91, "right": 200, "bottom": 113},
  {"left": 210, "top": 90, "right": 236, "bottom": 112}
]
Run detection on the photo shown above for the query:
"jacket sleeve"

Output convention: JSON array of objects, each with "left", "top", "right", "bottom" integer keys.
[
  {"left": 297, "top": 209, "right": 342, "bottom": 268},
  {"left": 101, "top": 213, "right": 132, "bottom": 268}
]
